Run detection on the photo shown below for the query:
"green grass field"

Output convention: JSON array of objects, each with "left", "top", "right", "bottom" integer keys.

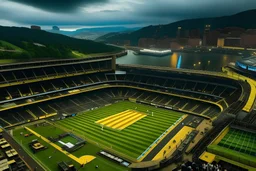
[
  {"left": 0, "top": 40, "right": 24, "bottom": 51},
  {"left": 57, "top": 101, "right": 183, "bottom": 160},
  {"left": 13, "top": 124, "right": 128, "bottom": 171},
  {"left": 12, "top": 101, "right": 183, "bottom": 170},
  {"left": 218, "top": 128, "right": 256, "bottom": 156},
  {"left": 208, "top": 128, "right": 256, "bottom": 168}
]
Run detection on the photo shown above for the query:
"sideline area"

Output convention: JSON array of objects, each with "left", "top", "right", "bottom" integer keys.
[
  {"left": 139, "top": 115, "right": 190, "bottom": 162},
  {"left": 25, "top": 127, "right": 96, "bottom": 165},
  {"left": 152, "top": 126, "right": 194, "bottom": 161}
]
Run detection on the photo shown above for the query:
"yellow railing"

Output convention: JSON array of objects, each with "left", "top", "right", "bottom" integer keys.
[{"left": 222, "top": 67, "right": 256, "bottom": 113}]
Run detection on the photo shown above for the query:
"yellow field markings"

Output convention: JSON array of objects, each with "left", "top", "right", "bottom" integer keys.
[
  {"left": 152, "top": 126, "right": 194, "bottom": 161},
  {"left": 96, "top": 110, "right": 147, "bottom": 130},
  {"left": 112, "top": 112, "right": 146, "bottom": 129},
  {"left": 25, "top": 127, "right": 95, "bottom": 165},
  {"left": 107, "top": 112, "right": 138, "bottom": 128},
  {"left": 96, "top": 110, "right": 131, "bottom": 124},
  {"left": 102, "top": 111, "right": 134, "bottom": 127}
]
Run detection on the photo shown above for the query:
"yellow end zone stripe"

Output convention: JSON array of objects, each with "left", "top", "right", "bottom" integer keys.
[
  {"left": 96, "top": 110, "right": 147, "bottom": 130},
  {"left": 100, "top": 111, "right": 135, "bottom": 126},
  {"left": 95, "top": 110, "right": 131, "bottom": 124},
  {"left": 112, "top": 113, "right": 146, "bottom": 130},
  {"left": 118, "top": 115, "right": 146, "bottom": 130},
  {"left": 107, "top": 112, "right": 139, "bottom": 127}
]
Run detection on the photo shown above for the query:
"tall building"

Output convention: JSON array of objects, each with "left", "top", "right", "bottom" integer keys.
[
  {"left": 203, "top": 25, "right": 211, "bottom": 46},
  {"left": 206, "top": 30, "right": 220, "bottom": 46},
  {"left": 176, "top": 27, "right": 182, "bottom": 38},
  {"left": 217, "top": 38, "right": 225, "bottom": 47}
]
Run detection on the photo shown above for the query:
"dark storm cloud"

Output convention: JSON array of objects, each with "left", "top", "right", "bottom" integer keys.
[
  {"left": 135, "top": 0, "right": 256, "bottom": 21},
  {"left": 9, "top": 0, "right": 108, "bottom": 12},
  {"left": 101, "top": 10, "right": 120, "bottom": 13},
  {"left": 1, "top": 0, "right": 256, "bottom": 28}
]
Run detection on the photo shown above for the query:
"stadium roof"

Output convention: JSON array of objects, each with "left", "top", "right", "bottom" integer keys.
[{"left": 238, "top": 56, "right": 256, "bottom": 67}]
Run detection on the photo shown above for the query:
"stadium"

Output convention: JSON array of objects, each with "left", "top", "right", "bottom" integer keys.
[
  {"left": 0, "top": 54, "right": 255, "bottom": 171},
  {"left": 227, "top": 56, "right": 256, "bottom": 79},
  {"left": 236, "top": 56, "right": 256, "bottom": 72}
]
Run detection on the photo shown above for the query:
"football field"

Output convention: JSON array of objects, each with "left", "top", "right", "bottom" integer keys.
[
  {"left": 57, "top": 101, "right": 184, "bottom": 160},
  {"left": 96, "top": 109, "right": 147, "bottom": 130}
]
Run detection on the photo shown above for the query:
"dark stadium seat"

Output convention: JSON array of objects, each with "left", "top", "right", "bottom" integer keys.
[
  {"left": 34, "top": 68, "right": 47, "bottom": 78},
  {"left": 1, "top": 72, "right": 16, "bottom": 82},
  {"left": 0, "top": 61, "right": 245, "bottom": 126}
]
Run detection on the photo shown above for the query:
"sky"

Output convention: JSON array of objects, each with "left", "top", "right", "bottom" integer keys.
[{"left": 1, "top": 0, "right": 256, "bottom": 30}]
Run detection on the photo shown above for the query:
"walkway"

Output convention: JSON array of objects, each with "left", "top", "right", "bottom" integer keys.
[
  {"left": 222, "top": 67, "right": 256, "bottom": 113},
  {"left": 142, "top": 115, "right": 194, "bottom": 161}
]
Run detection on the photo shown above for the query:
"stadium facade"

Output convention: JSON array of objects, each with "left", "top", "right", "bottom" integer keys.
[
  {"left": 0, "top": 53, "right": 255, "bottom": 171},
  {"left": 236, "top": 56, "right": 256, "bottom": 72}
]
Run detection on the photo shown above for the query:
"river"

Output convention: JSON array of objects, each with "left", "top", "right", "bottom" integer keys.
[{"left": 117, "top": 50, "right": 242, "bottom": 71}]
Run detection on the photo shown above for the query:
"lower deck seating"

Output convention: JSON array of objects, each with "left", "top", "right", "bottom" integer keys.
[
  {"left": 0, "top": 72, "right": 237, "bottom": 107},
  {"left": 0, "top": 87, "right": 220, "bottom": 127}
]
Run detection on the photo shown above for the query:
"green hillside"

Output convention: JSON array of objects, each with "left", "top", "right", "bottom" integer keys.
[
  {"left": 0, "top": 40, "right": 24, "bottom": 51},
  {"left": 97, "top": 9, "right": 256, "bottom": 45},
  {"left": 0, "top": 26, "right": 122, "bottom": 62}
]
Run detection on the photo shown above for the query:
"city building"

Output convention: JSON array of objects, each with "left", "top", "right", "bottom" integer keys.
[
  {"left": 188, "top": 38, "right": 202, "bottom": 47},
  {"left": 156, "top": 38, "right": 173, "bottom": 48},
  {"left": 224, "top": 37, "right": 241, "bottom": 47},
  {"left": 203, "top": 25, "right": 211, "bottom": 46},
  {"left": 205, "top": 30, "right": 220, "bottom": 46},
  {"left": 240, "top": 30, "right": 256, "bottom": 48},
  {"left": 176, "top": 27, "right": 182, "bottom": 38},
  {"left": 30, "top": 25, "right": 41, "bottom": 30},
  {"left": 236, "top": 56, "right": 256, "bottom": 72},
  {"left": 170, "top": 41, "right": 182, "bottom": 50},
  {"left": 217, "top": 38, "right": 225, "bottom": 48}
]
